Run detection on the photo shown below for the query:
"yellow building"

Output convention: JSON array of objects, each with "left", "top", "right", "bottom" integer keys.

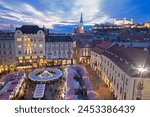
[
  {"left": 14, "top": 25, "right": 45, "bottom": 70},
  {"left": 144, "top": 22, "right": 150, "bottom": 28}
]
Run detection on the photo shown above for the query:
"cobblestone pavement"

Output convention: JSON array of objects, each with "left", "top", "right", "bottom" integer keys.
[{"left": 82, "top": 64, "right": 113, "bottom": 100}]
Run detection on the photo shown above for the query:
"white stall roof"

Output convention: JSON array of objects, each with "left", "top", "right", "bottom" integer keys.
[{"left": 33, "top": 84, "right": 45, "bottom": 98}]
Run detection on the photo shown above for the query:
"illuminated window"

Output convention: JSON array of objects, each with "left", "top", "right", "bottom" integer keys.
[
  {"left": 29, "top": 60, "right": 32, "bottom": 62},
  {"left": 34, "top": 44, "right": 36, "bottom": 47},
  {"left": 17, "top": 38, "right": 22, "bottom": 42},
  {"left": 39, "top": 44, "right": 43, "bottom": 48},
  {"left": 18, "top": 57, "right": 23, "bottom": 59},
  {"left": 25, "top": 56, "right": 30, "bottom": 59},
  {"left": 32, "top": 56, "right": 37, "bottom": 59},
  {"left": 18, "top": 45, "right": 22, "bottom": 48},
  {"left": 24, "top": 38, "right": 27, "bottom": 41},
  {"left": 19, "top": 60, "right": 23, "bottom": 63}
]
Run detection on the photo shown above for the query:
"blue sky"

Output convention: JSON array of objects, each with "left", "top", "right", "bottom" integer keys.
[{"left": 0, "top": 0, "right": 150, "bottom": 30}]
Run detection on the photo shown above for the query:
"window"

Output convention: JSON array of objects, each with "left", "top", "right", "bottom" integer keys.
[
  {"left": 124, "top": 92, "right": 126, "bottom": 100},
  {"left": 18, "top": 45, "right": 22, "bottom": 48},
  {"left": 107, "top": 61, "right": 109, "bottom": 65},
  {"left": 3, "top": 44, "right": 5, "bottom": 48},
  {"left": 9, "top": 45, "right": 11, "bottom": 48},
  {"left": 18, "top": 51, "right": 22, "bottom": 54},
  {"left": 110, "top": 63, "right": 112, "bottom": 68},
  {"left": 118, "top": 73, "right": 120, "bottom": 77},
  {"left": 18, "top": 57, "right": 23, "bottom": 59},
  {"left": 40, "top": 51, "right": 43, "bottom": 54},
  {"left": 32, "top": 56, "right": 37, "bottom": 59},
  {"left": 24, "top": 38, "right": 27, "bottom": 42},
  {"left": 68, "top": 43, "right": 71, "bottom": 47},
  {"left": 117, "top": 83, "right": 119, "bottom": 89},
  {"left": 39, "top": 44, "right": 43, "bottom": 48},
  {"left": 114, "top": 79, "right": 116, "bottom": 85},
  {"left": 39, "top": 38, "right": 43, "bottom": 41},
  {"left": 17, "top": 38, "right": 22, "bottom": 42},
  {"left": 121, "top": 74, "right": 124, "bottom": 80},
  {"left": 111, "top": 76, "right": 113, "bottom": 82},
  {"left": 10, "top": 51, "right": 12, "bottom": 54},
  {"left": 3, "top": 51, "right": 6, "bottom": 54},
  {"left": 120, "top": 87, "right": 122, "bottom": 94},
  {"left": 125, "top": 78, "right": 128, "bottom": 85},
  {"left": 25, "top": 56, "right": 30, "bottom": 59},
  {"left": 113, "top": 66, "right": 114, "bottom": 71},
  {"left": 104, "top": 68, "right": 105, "bottom": 73}
]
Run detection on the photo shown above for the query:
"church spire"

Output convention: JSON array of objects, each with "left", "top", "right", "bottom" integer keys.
[
  {"left": 80, "top": 13, "right": 83, "bottom": 23},
  {"left": 79, "top": 13, "right": 84, "bottom": 30}
]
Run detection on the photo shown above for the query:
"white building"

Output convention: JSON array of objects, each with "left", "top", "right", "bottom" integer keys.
[
  {"left": 14, "top": 25, "right": 45, "bottom": 69},
  {"left": 114, "top": 18, "right": 133, "bottom": 26},
  {"left": 45, "top": 35, "right": 73, "bottom": 66},
  {"left": 90, "top": 43, "right": 150, "bottom": 100},
  {"left": 0, "top": 33, "right": 16, "bottom": 73}
]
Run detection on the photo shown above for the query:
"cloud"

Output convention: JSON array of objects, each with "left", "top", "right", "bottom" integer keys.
[
  {"left": 0, "top": 0, "right": 111, "bottom": 28},
  {"left": 21, "top": 4, "right": 45, "bottom": 18},
  {"left": 0, "top": 0, "right": 149, "bottom": 29}
]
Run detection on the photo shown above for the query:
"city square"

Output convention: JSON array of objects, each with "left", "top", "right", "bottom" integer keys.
[{"left": 0, "top": 0, "right": 150, "bottom": 100}]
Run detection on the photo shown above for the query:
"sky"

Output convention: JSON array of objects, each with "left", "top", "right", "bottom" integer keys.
[{"left": 0, "top": 0, "right": 150, "bottom": 32}]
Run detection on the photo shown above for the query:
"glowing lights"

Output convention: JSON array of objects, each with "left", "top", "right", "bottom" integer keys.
[{"left": 137, "top": 67, "right": 148, "bottom": 73}]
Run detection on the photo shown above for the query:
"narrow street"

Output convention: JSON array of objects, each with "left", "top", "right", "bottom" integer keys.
[
  {"left": 82, "top": 64, "right": 113, "bottom": 100},
  {"left": 73, "top": 48, "right": 113, "bottom": 99}
]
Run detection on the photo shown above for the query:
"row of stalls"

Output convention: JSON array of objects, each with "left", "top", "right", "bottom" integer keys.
[
  {"left": 65, "top": 65, "right": 97, "bottom": 100},
  {"left": 0, "top": 72, "right": 25, "bottom": 100}
]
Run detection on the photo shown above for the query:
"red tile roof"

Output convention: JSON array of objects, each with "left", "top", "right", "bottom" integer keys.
[
  {"left": 91, "top": 41, "right": 113, "bottom": 54},
  {"left": 103, "top": 44, "right": 150, "bottom": 78},
  {"left": 96, "top": 41, "right": 113, "bottom": 49}
]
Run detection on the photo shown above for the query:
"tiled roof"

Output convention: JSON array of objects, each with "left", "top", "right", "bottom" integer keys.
[
  {"left": 96, "top": 41, "right": 113, "bottom": 49},
  {"left": 103, "top": 44, "right": 150, "bottom": 78},
  {"left": 0, "top": 33, "right": 14, "bottom": 40},
  {"left": 119, "top": 32, "right": 150, "bottom": 42},
  {"left": 91, "top": 47, "right": 104, "bottom": 55},
  {"left": 46, "top": 35, "right": 73, "bottom": 42},
  {"left": 76, "top": 40, "right": 93, "bottom": 48},
  {"left": 91, "top": 41, "right": 113, "bottom": 54},
  {"left": 72, "top": 33, "right": 95, "bottom": 40},
  {"left": 16, "top": 25, "right": 45, "bottom": 34}
]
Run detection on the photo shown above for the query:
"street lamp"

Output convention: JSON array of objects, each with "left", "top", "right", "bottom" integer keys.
[{"left": 137, "top": 67, "right": 148, "bottom": 73}]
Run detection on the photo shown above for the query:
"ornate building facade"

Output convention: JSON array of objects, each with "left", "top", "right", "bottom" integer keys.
[{"left": 45, "top": 35, "right": 73, "bottom": 66}]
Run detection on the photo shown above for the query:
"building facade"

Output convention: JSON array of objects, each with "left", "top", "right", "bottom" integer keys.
[
  {"left": 0, "top": 34, "right": 16, "bottom": 73},
  {"left": 75, "top": 41, "right": 92, "bottom": 64},
  {"left": 90, "top": 44, "right": 150, "bottom": 100},
  {"left": 45, "top": 35, "right": 73, "bottom": 66},
  {"left": 114, "top": 18, "right": 133, "bottom": 26},
  {"left": 14, "top": 25, "right": 45, "bottom": 69}
]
